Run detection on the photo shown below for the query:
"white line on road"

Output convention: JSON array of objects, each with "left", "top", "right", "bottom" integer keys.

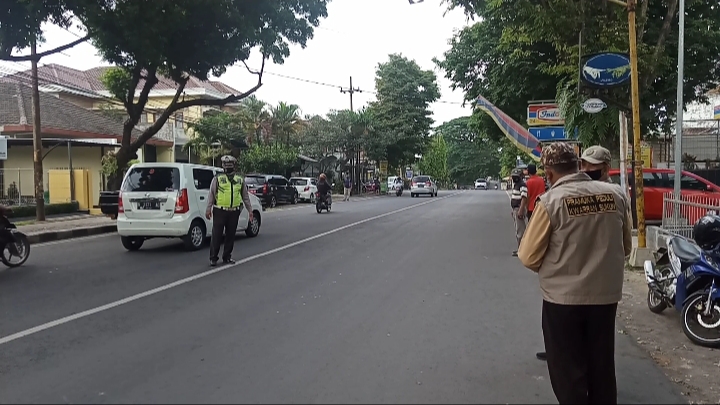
[{"left": 0, "top": 192, "right": 462, "bottom": 346}]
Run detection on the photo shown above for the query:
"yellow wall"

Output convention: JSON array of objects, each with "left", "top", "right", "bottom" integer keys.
[
  {"left": 156, "top": 146, "right": 174, "bottom": 162},
  {"left": 58, "top": 93, "right": 95, "bottom": 109},
  {"left": 3, "top": 145, "right": 105, "bottom": 209}
]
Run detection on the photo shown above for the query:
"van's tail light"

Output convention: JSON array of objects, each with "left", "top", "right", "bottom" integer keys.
[
  {"left": 412, "top": 182, "right": 417, "bottom": 187},
  {"left": 175, "top": 188, "right": 189, "bottom": 213},
  {"left": 263, "top": 184, "right": 269, "bottom": 194},
  {"left": 427, "top": 181, "right": 432, "bottom": 187},
  {"left": 304, "top": 186, "right": 310, "bottom": 192},
  {"left": 118, "top": 192, "right": 124, "bottom": 213}
]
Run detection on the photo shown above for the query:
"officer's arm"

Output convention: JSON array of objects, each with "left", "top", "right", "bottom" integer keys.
[
  {"left": 518, "top": 201, "right": 552, "bottom": 272},
  {"left": 622, "top": 195, "right": 633, "bottom": 257},
  {"left": 206, "top": 177, "right": 218, "bottom": 212},
  {"left": 241, "top": 181, "right": 253, "bottom": 213}
]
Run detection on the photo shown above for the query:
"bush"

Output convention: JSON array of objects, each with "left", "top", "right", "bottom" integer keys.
[{"left": 7, "top": 201, "right": 79, "bottom": 218}]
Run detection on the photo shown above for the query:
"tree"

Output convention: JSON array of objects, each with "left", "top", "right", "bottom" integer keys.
[
  {"left": 438, "top": 0, "right": 720, "bottom": 147},
  {"left": 439, "top": 117, "right": 502, "bottom": 184},
  {"left": 183, "top": 112, "right": 246, "bottom": 165},
  {"left": 419, "top": 134, "right": 450, "bottom": 186},
  {"left": 271, "top": 102, "right": 303, "bottom": 146},
  {"left": 72, "top": 0, "right": 328, "bottom": 187},
  {"left": 237, "top": 144, "right": 299, "bottom": 177},
  {"left": 369, "top": 54, "right": 440, "bottom": 168},
  {"left": 237, "top": 95, "right": 270, "bottom": 146}
]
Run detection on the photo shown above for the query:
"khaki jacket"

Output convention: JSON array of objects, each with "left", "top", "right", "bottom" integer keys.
[{"left": 518, "top": 172, "right": 633, "bottom": 305}]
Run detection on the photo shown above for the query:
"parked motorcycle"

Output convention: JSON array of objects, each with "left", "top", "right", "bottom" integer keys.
[
  {"left": 644, "top": 237, "right": 720, "bottom": 347},
  {"left": 315, "top": 192, "right": 331, "bottom": 213},
  {"left": 0, "top": 209, "right": 30, "bottom": 268}
]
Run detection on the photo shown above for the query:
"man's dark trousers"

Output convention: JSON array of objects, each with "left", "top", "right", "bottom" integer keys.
[
  {"left": 209, "top": 207, "right": 241, "bottom": 261},
  {"left": 542, "top": 300, "right": 618, "bottom": 405}
]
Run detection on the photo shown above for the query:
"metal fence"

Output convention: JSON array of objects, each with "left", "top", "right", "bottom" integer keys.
[
  {"left": 0, "top": 168, "right": 51, "bottom": 206},
  {"left": 661, "top": 191, "right": 720, "bottom": 239}
]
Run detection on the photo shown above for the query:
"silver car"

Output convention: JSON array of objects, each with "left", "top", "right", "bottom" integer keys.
[{"left": 410, "top": 175, "right": 438, "bottom": 198}]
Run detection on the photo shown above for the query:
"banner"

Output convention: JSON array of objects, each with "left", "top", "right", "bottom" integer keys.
[
  {"left": 475, "top": 95, "right": 542, "bottom": 161},
  {"left": 527, "top": 103, "right": 564, "bottom": 126}
]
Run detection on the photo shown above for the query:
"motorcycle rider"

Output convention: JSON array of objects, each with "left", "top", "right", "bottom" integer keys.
[
  {"left": 317, "top": 173, "right": 333, "bottom": 205},
  {"left": 205, "top": 155, "right": 253, "bottom": 266}
]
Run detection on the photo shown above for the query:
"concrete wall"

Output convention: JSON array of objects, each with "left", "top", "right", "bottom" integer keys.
[{"left": 3, "top": 145, "right": 104, "bottom": 208}]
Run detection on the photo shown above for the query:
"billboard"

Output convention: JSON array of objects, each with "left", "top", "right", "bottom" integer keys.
[{"left": 527, "top": 103, "right": 564, "bottom": 126}]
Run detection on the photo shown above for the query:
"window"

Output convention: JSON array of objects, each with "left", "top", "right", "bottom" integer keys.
[
  {"left": 273, "top": 177, "right": 288, "bottom": 186},
  {"left": 666, "top": 173, "right": 708, "bottom": 191},
  {"left": 122, "top": 167, "right": 180, "bottom": 192},
  {"left": 413, "top": 176, "right": 430, "bottom": 182},
  {"left": 193, "top": 169, "right": 215, "bottom": 190},
  {"left": 245, "top": 176, "right": 267, "bottom": 185},
  {"left": 139, "top": 113, "right": 148, "bottom": 124},
  {"left": 174, "top": 112, "right": 184, "bottom": 128},
  {"left": 290, "top": 178, "right": 308, "bottom": 186},
  {"left": 642, "top": 172, "right": 661, "bottom": 187},
  {"left": 311, "top": 179, "right": 318, "bottom": 186}
]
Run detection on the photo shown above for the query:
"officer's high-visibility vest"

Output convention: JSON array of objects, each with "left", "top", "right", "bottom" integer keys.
[{"left": 216, "top": 173, "right": 243, "bottom": 208}]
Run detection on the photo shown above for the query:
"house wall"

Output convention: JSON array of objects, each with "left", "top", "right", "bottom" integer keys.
[
  {"left": 2, "top": 145, "right": 105, "bottom": 208},
  {"left": 157, "top": 146, "right": 174, "bottom": 162},
  {"left": 57, "top": 93, "right": 96, "bottom": 109}
]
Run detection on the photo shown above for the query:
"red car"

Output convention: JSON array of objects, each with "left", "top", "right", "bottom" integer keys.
[{"left": 608, "top": 168, "right": 720, "bottom": 222}]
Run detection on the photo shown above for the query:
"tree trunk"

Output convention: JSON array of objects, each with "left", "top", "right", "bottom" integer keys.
[{"left": 107, "top": 146, "right": 138, "bottom": 191}]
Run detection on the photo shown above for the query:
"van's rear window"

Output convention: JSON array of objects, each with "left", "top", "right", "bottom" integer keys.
[{"left": 122, "top": 167, "right": 181, "bottom": 192}]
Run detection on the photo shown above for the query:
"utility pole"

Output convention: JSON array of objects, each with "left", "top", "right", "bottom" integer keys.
[
  {"left": 30, "top": 39, "right": 46, "bottom": 221},
  {"left": 340, "top": 76, "right": 363, "bottom": 193}
]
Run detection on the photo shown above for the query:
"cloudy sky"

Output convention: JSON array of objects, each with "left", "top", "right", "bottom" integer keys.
[{"left": 3, "top": 0, "right": 473, "bottom": 126}]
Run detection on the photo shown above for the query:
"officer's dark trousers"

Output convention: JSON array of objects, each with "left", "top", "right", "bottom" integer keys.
[
  {"left": 542, "top": 300, "right": 618, "bottom": 405},
  {"left": 209, "top": 207, "right": 241, "bottom": 261}
]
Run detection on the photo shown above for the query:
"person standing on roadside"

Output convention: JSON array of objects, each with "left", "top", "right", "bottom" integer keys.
[
  {"left": 510, "top": 168, "right": 528, "bottom": 257},
  {"left": 206, "top": 155, "right": 253, "bottom": 267},
  {"left": 343, "top": 173, "right": 352, "bottom": 201},
  {"left": 580, "top": 145, "right": 612, "bottom": 182},
  {"left": 518, "top": 142, "right": 632, "bottom": 405}
]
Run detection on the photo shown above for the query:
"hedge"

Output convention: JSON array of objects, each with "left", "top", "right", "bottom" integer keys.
[{"left": 7, "top": 201, "right": 79, "bottom": 218}]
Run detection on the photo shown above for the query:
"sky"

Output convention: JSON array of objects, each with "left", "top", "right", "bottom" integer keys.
[{"left": 3, "top": 0, "right": 474, "bottom": 126}]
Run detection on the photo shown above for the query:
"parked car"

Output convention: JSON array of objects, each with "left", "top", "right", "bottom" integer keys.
[
  {"left": 289, "top": 176, "right": 318, "bottom": 203},
  {"left": 245, "top": 174, "right": 299, "bottom": 208},
  {"left": 474, "top": 178, "right": 488, "bottom": 190},
  {"left": 410, "top": 175, "right": 438, "bottom": 198},
  {"left": 116, "top": 163, "right": 263, "bottom": 251},
  {"left": 608, "top": 168, "right": 720, "bottom": 221}
]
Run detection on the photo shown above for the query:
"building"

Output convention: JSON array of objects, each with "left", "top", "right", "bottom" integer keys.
[
  {"left": 5, "top": 63, "right": 243, "bottom": 162},
  {"left": 0, "top": 81, "right": 172, "bottom": 208}
]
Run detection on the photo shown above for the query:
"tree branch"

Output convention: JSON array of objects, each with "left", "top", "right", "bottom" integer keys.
[
  {"left": 1, "top": 36, "right": 90, "bottom": 61},
  {"left": 124, "top": 66, "right": 143, "bottom": 115},
  {"left": 134, "top": 66, "right": 159, "bottom": 118},
  {"left": 637, "top": 0, "right": 650, "bottom": 43},
  {"left": 640, "top": 0, "right": 679, "bottom": 92},
  {"left": 131, "top": 77, "right": 188, "bottom": 150}
]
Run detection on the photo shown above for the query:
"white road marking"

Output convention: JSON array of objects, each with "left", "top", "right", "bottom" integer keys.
[{"left": 0, "top": 192, "right": 462, "bottom": 346}]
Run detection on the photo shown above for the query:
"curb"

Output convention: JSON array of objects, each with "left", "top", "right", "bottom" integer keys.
[{"left": 25, "top": 224, "right": 117, "bottom": 244}]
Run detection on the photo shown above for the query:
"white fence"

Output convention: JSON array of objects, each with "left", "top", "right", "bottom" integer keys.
[{"left": 661, "top": 191, "right": 720, "bottom": 239}]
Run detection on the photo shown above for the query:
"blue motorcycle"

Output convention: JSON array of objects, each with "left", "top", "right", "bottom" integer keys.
[{"left": 644, "top": 237, "right": 720, "bottom": 347}]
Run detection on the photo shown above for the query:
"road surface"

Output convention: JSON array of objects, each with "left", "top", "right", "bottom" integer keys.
[{"left": 0, "top": 190, "right": 685, "bottom": 404}]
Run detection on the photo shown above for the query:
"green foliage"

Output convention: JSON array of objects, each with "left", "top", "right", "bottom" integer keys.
[
  {"left": 237, "top": 144, "right": 299, "bottom": 176},
  {"left": 100, "top": 67, "right": 133, "bottom": 104},
  {"left": 100, "top": 150, "right": 138, "bottom": 176},
  {"left": 419, "top": 134, "right": 450, "bottom": 186},
  {"left": 8, "top": 201, "right": 78, "bottom": 218},
  {"left": 369, "top": 54, "right": 440, "bottom": 167},
  {"left": 238, "top": 95, "right": 271, "bottom": 145},
  {"left": 271, "top": 102, "right": 303, "bottom": 146},
  {"left": 498, "top": 138, "right": 527, "bottom": 178},
  {"left": 437, "top": 0, "right": 720, "bottom": 147},
  {"left": 183, "top": 112, "right": 246, "bottom": 165},
  {"left": 439, "top": 117, "right": 502, "bottom": 184},
  {"left": 0, "top": 0, "right": 74, "bottom": 58}
]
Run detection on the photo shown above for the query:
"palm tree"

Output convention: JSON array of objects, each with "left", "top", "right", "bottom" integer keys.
[
  {"left": 238, "top": 95, "right": 270, "bottom": 145},
  {"left": 271, "top": 102, "right": 303, "bottom": 146}
]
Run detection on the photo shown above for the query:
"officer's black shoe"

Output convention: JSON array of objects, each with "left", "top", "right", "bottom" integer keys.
[
  {"left": 222, "top": 258, "right": 236, "bottom": 264},
  {"left": 210, "top": 259, "right": 218, "bottom": 266},
  {"left": 512, "top": 251, "right": 518, "bottom": 257},
  {"left": 536, "top": 352, "right": 547, "bottom": 361}
]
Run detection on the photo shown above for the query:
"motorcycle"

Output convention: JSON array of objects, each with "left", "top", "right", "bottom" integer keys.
[
  {"left": 644, "top": 237, "right": 720, "bottom": 347},
  {"left": 0, "top": 210, "right": 30, "bottom": 268},
  {"left": 394, "top": 183, "right": 403, "bottom": 197},
  {"left": 315, "top": 192, "right": 331, "bottom": 213}
]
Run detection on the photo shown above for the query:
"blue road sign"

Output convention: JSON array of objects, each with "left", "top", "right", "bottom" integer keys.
[{"left": 529, "top": 126, "right": 578, "bottom": 141}]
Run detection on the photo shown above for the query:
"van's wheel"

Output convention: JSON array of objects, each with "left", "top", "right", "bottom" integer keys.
[
  {"left": 245, "top": 211, "right": 261, "bottom": 237},
  {"left": 291, "top": 193, "right": 298, "bottom": 205},
  {"left": 121, "top": 236, "right": 144, "bottom": 251},
  {"left": 269, "top": 195, "right": 277, "bottom": 208},
  {"left": 182, "top": 220, "right": 206, "bottom": 251}
]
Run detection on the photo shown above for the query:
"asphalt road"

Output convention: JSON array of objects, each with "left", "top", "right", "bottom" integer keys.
[{"left": 0, "top": 190, "right": 685, "bottom": 404}]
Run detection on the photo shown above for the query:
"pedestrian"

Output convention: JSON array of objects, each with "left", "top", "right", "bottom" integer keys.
[
  {"left": 517, "top": 142, "right": 633, "bottom": 405},
  {"left": 510, "top": 168, "right": 528, "bottom": 257},
  {"left": 205, "top": 155, "right": 253, "bottom": 267},
  {"left": 374, "top": 177, "right": 381, "bottom": 195},
  {"left": 580, "top": 145, "right": 612, "bottom": 182},
  {"left": 343, "top": 173, "right": 352, "bottom": 201}
]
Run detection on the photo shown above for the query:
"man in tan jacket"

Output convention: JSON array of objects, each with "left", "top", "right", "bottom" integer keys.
[{"left": 518, "top": 142, "right": 633, "bottom": 405}]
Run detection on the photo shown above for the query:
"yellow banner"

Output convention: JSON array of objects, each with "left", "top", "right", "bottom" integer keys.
[{"left": 379, "top": 160, "right": 388, "bottom": 175}]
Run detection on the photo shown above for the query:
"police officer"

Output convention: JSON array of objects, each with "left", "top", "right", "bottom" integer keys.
[
  {"left": 580, "top": 145, "right": 612, "bottom": 182},
  {"left": 518, "top": 142, "right": 632, "bottom": 405},
  {"left": 206, "top": 155, "right": 253, "bottom": 266}
]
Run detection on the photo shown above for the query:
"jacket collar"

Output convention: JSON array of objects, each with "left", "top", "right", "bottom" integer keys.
[{"left": 550, "top": 171, "right": 592, "bottom": 190}]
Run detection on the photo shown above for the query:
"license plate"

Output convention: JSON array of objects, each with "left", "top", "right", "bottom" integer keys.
[
  {"left": 137, "top": 201, "right": 160, "bottom": 210},
  {"left": 418, "top": 184, "right": 424, "bottom": 188}
]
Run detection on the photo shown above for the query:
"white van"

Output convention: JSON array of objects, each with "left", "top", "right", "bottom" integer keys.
[{"left": 116, "top": 162, "right": 263, "bottom": 251}]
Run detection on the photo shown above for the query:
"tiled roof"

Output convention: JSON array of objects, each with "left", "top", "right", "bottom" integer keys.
[
  {"left": 0, "top": 82, "right": 153, "bottom": 141},
  {"left": 10, "top": 63, "right": 241, "bottom": 98}
]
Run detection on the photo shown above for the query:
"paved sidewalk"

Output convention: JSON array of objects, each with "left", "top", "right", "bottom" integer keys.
[{"left": 17, "top": 215, "right": 116, "bottom": 244}]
